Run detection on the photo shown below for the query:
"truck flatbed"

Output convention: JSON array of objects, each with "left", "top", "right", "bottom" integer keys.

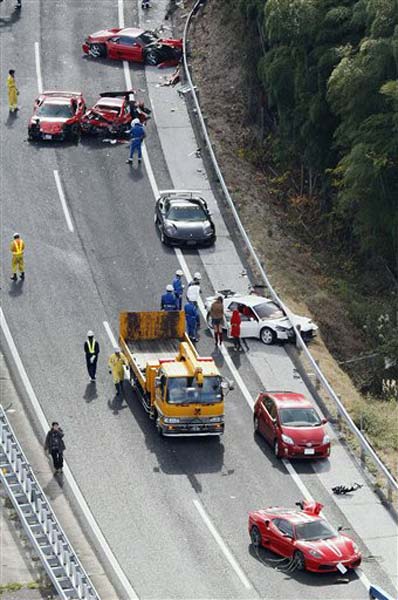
[{"left": 126, "top": 339, "right": 181, "bottom": 372}]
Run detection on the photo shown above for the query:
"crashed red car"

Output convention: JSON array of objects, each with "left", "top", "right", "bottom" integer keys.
[
  {"left": 28, "top": 91, "right": 86, "bottom": 142},
  {"left": 80, "top": 91, "right": 150, "bottom": 136},
  {"left": 82, "top": 27, "right": 182, "bottom": 66},
  {"left": 248, "top": 500, "right": 361, "bottom": 573}
]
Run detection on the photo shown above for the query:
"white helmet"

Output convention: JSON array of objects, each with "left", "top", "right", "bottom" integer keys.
[
  {"left": 176, "top": 269, "right": 183, "bottom": 277},
  {"left": 87, "top": 330, "right": 94, "bottom": 337},
  {"left": 114, "top": 346, "right": 121, "bottom": 353},
  {"left": 13, "top": 232, "right": 20, "bottom": 239},
  {"left": 166, "top": 284, "right": 174, "bottom": 292},
  {"left": 132, "top": 118, "right": 141, "bottom": 125},
  {"left": 194, "top": 272, "right": 201, "bottom": 280}
]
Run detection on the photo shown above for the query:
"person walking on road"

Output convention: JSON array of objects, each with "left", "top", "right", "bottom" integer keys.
[
  {"left": 172, "top": 270, "right": 184, "bottom": 309},
  {"left": 108, "top": 347, "right": 128, "bottom": 396},
  {"left": 10, "top": 233, "right": 25, "bottom": 281},
  {"left": 229, "top": 308, "right": 242, "bottom": 351},
  {"left": 186, "top": 272, "right": 201, "bottom": 306},
  {"left": 184, "top": 300, "right": 200, "bottom": 342},
  {"left": 210, "top": 296, "right": 225, "bottom": 347},
  {"left": 161, "top": 284, "right": 178, "bottom": 311},
  {"left": 126, "top": 118, "right": 146, "bottom": 165},
  {"left": 7, "top": 70, "right": 19, "bottom": 113},
  {"left": 84, "top": 331, "right": 100, "bottom": 382},
  {"left": 44, "top": 422, "right": 65, "bottom": 474}
]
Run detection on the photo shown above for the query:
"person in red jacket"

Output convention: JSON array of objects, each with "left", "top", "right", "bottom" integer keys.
[{"left": 230, "top": 309, "right": 242, "bottom": 351}]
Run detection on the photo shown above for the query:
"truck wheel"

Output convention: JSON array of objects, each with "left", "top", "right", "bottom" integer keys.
[{"left": 156, "top": 420, "right": 164, "bottom": 437}]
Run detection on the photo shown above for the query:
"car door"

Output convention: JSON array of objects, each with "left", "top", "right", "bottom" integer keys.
[
  {"left": 238, "top": 303, "right": 260, "bottom": 338},
  {"left": 261, "top": 397, "right": 278, "bottom": 443},
  {"left": 270, "top": 518, "right": 295, "bottom": 557}
]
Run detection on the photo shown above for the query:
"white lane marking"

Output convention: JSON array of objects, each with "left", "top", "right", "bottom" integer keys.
[
  {"left": 193, "top": 499, "right": 252, "bottom": 590},
  {"left": 356, "top": 568, "right": 371, "bottom": 591},
  {"left": 282, "top": 459, "right": 313, "bottom": 501},
  {"left": 53, "top": 170, "right": 74, "bottom": 233},
  {"left": 118, "top": 0, "right": 124, "bottom": 28},
  {"left": 0, "top": 308, "right": 139, "bottom": 600},
  {"left": 34, "top": 42, "right": 43, "bottom": 94},
  {"left": 103, "top": 320, "right": 118, "bottom": 347}
]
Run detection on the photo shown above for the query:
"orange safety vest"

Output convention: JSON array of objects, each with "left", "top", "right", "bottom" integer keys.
[{"left": 10, "top": 239, "right": 25, "bottom": 256}]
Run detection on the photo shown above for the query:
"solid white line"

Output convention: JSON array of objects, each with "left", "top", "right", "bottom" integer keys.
[
  {"left": 34, "top": 42, "right": 43, "bottom": 94},
  {"left": 103, "top": 321, "right": 118, "bottom": 347},
  {"left": 53, "top": 170, "right": 74, "bottom": 233},
  {"left": 282, "top": 459, "right": 313, "bottom": 501},
  {"left": 0, "top": 308, "right": 138, "bottom": 600},
  {"left": 193, "top": 499, "right": 252, "bottom": 590},
  {"left": 118, "top": 0, "right": 125, "bottom": 28}
]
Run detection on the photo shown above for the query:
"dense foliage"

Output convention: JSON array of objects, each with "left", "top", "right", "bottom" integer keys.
[{"left": 235, "top": 0, "right": 398, "bottom": 275}]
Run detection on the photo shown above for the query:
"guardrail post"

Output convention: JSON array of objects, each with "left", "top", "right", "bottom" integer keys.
[{"left": 295, "top": 325, "right": 301, "bottom": 351}]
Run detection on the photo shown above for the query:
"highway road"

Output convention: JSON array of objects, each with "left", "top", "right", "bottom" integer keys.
[{"left": 0, "top": 0, "right": 394, "bottom": 598}]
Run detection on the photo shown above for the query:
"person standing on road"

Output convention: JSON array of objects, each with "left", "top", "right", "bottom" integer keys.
[
  {"left": 184, "top": 300, "right": 200, "bottom": 342},
  {"left": 210, "top": 296, "right": 225, "bottom": 347},
  {"left": 108, "top": 347, "right": 128, "bottom": 396},
  {"left": 44, "top": 422, "right": 65, "bottom": 474},
  {"left": 7, "top": 70, "right": 19, "bottom": 113},
  {"left": 161, "top": 284, "right": 178, "bottom": 311},
  {"left": 186, "top": 272, "right": 201, "bottom": 306},
  {"left": 229, "top": 308, "right": 242, "bottom": 351},
  {"left": 172, "top": 270, "right": 184, "bottom": 309},
  {"left": 126, "top": 118, "right": 146, "bottom": 165},
  {"left": 84, "top": 331, "right": 100, "bottom": 382},
  {"left": 10, "top": 233, "right": 25, "bottom": 281}
]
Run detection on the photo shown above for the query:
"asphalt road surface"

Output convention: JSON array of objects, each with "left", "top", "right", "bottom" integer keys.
[{"left": 0, "top": 1, "right": 393, "bottom": 598}]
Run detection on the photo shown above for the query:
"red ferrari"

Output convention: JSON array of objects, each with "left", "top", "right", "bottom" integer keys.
[
  {"left": 28, "top": 91, "right": 86, "bottom": 142},
  {"left": 248, "top": 500, "right": 362, "bottom": 573},
  {"left": 254, "top": 391, "right": 330, "bottom": 459},
  {"left": 82, "top": 27, "right": 182, "bottom": 66},
  {"left": 80, "top": 91, "right": 150, "bottom": 137}
]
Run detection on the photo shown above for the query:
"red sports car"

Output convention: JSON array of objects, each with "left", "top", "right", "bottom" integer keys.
[
  {"left": 254, "top": 391, "right": 330, "bottom": 459},
  {"left": 80, "top": 90, "right": 150, "bottom": 137},
  {"left": 248, "top": 500, "right": 362, "bottom": 573},
  {"left": 28, "top": 91, "right": 86, "bottom": 142},
  {"left": 82, "top": 27, "right": 182, "bottom": 66}
]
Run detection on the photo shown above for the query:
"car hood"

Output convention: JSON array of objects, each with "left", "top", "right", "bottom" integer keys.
[
  {"left": 165, "top": 220, "right": 212, "bottom": 239},
  {"left": 31, "top": 117, "right": 70, "bottom": 132},
  {"left": 297, "top": 535, "right": 358, "bottom": 561},
  {"left": 274, "top": 314, "right": 317, "bottom": 333},
  {"left": 281, "top": 424, "right": 326, "bottom": 445}
]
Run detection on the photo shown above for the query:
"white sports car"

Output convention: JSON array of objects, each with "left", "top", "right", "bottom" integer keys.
[{"left": 205, "top": 291, "right": 318, "bottom": 345}]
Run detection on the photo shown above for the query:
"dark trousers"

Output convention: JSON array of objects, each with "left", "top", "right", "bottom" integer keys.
[
  {"left": 115, "top": 381, "right": 124, "bottom": 396},
  {"left": 86, "top": 355, "right": 98, "bottom": 380},
  {"left": 51, "top": 450, "right": 63, "bottom": 471}
]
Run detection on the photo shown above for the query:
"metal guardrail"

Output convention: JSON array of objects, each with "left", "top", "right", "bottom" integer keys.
[
  {"left": 182, "top": 0, "right": 398, "bottom": 500},
  {"left": 0, "top": 405, "right": 100, "bottom": 600}
]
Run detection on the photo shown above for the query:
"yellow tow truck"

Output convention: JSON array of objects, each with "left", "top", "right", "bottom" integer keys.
[{"left": 119, "top": 310, "right": 230, "bottom": 436}]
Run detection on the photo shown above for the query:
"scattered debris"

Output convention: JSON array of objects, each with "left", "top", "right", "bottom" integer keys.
[
  {"left": 332, "top": 483, "right": 363, "bottom": 495},
  {"left": 161, "top": 64, "right": 181, "bottom": 87}
]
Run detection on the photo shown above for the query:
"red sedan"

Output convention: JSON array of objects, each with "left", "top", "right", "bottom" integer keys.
[
  {"left": 254, "top": 391, "right": 330, "bottom": 459},
  {"left": 28, "top": 91, "right": 86, "bottom": 142},
  {"left": 82, "top": 27, "right": 182, "bottom": 66},
  {"left": 248, "top": 500, "right": 362, "bottom": 573}
]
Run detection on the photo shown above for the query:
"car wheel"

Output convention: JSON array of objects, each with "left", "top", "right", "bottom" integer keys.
[
  {"left": 154, "top": 213, "right": 158, "bottom": 224},
  {"left": 156, "top": 417, "right": 164, "bottom": 437},
  {"left": 160, "top": 229, "right": 166, "bottom": 244},
  {"left": 274, "top": 439, "right": 281, "bottom": 458},
  {"left": 260, "top": 327, "right": 276, "bottom": 345},
  {"left": 254, "top": 415, "right": 260, "bottom": 432},
  {"left": 250, "top": 525, "right": 262, "bottom": 547},
  {"left": 293, "top": 550, "right": 305, "bottom": 571},
  {"left": 145, "top": 49, "right": 160, "bottom": 66},
  {"left": 89, "top": 43, "right": 107, "bottom": 58}
]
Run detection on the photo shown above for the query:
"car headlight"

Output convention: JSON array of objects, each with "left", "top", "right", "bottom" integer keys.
[
  {"left": 322, "top": 434, "right": 330, "bottom": 445},
  {"left": 163, "top": 417, "right": 181, "bottom": 424},
  {"left": 307, "top": 549, "right": 322, "bottom": 558},
  {"left": 352, "top": 542, "right": 360, "bottom": 554},
  {"left": 164, "top": 222, "right": 175, "bottom": 235},
  {"left": 281, "top": 434, "right": 294, "bottom": 445},
  {"left": 276, "top": 326, "right": 289, "bottom": 332},
  {"left": 209, "top": 416, "right": 223, "bottom": 423},
  {"left": 203, "top": 224, "right": 213, "bottom": 236}
]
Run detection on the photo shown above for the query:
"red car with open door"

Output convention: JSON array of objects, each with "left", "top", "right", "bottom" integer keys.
[
  {"left": 28, "top": 91, "right": 86, "bottom": 142},
  {"left": 254, "top": 391, "right": 330, "bottom": 459},
  {"left": 80, "top": 90, "right": 150, "bottom": 137},
  {"left": 248, "top": 500, "right": 362, "bottom": 573},
  {"left": 82, "top": 27, "right": 182, "bottom": 66}
]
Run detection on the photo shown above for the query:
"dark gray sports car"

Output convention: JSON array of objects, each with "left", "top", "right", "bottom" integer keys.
[{"left": 154, "top": 190, "right": 216, "bottom": 247}]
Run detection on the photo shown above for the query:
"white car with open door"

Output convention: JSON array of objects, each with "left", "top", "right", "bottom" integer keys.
[{"left": 205, "top": 291, "right": 318, "bottom": 345}]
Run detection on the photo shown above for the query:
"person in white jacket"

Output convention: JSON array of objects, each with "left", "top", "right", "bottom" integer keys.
[{"left": 186, "top": 272, "right": 201, "bottom": 306}]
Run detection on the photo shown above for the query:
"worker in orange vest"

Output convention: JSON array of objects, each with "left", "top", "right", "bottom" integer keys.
[{"left": 10, "top": 233, "right": 25, "bottom": 281}]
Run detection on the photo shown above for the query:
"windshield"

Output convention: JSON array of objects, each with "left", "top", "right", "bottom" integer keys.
[
  {"left": 37, "top": 103, "right": 73, "bottom": 118},
  {"left": 279, "top": 407, "right": 321, "bottom": 427},
  {"left": 295, "top": 519, "right": 337, "bottom": 541},
  {"left": 167, "top": 204, "right": 207, "bottom": 222},
  {"left": 254, "top": 301, "right": 284, "bottom": 320},
  {"left": 167, "top": 376, "right": 222, "bottom": 405},
  {"left": 139, "top": 30, "right": 158, "bottom": 44}
]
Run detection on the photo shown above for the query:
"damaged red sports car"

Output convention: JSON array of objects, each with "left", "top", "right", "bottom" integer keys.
[{"left": 82, "top": 27, "right": 182, "bottom": 66}]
